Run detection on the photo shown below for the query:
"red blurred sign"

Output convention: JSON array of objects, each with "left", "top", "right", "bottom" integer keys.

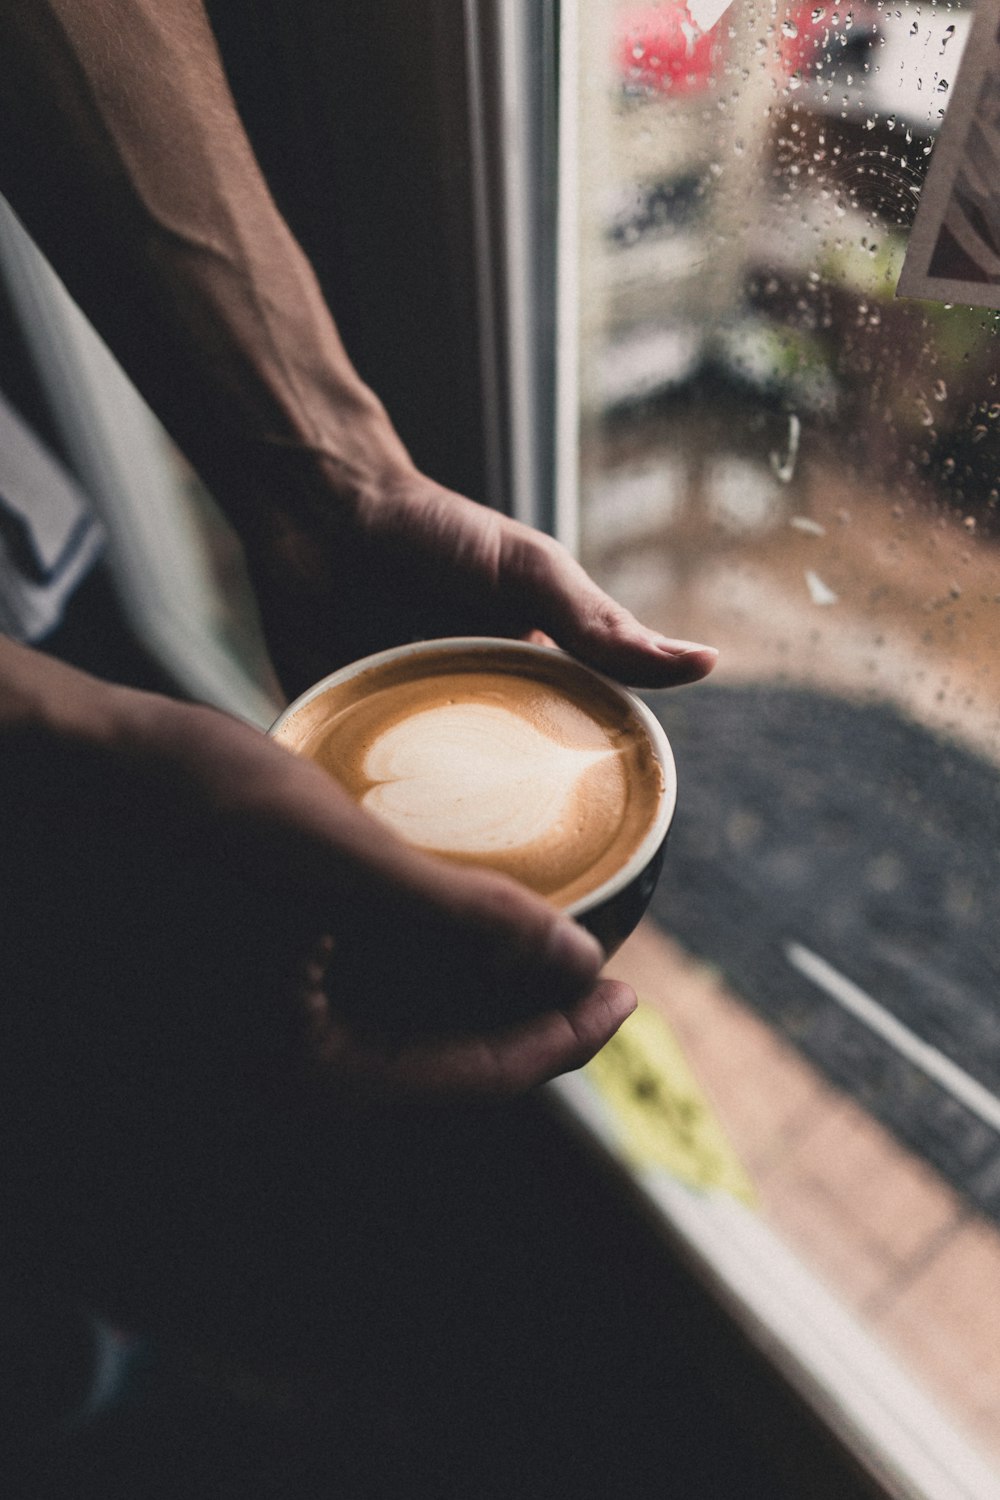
[{"left": 617, "top": 4, "right": 721, "bottom": 95}]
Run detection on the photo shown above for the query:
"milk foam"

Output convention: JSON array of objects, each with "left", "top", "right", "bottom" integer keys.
[
  {"left": 362, "top": 702, "right": 617, "bottom": 855},
  {"left": 274, "top": 651, "right": 664, "bottom": 907}
]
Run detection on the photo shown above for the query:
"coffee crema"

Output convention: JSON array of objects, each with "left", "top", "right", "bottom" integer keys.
[{"left": 273, "top": 647, "right": 664, "bottom": 908}]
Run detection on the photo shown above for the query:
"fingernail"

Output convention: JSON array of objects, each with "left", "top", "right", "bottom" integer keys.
[{"left": 652, "top": 636, "right": 718, "bottom": 658}]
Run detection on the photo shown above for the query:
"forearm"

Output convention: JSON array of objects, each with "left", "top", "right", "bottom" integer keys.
[
  {"left": 0, "top": 633, "right": 122, "bottom": 744},
  {"left": 0, "top": 0, "right": 415, "bottom": 536}
]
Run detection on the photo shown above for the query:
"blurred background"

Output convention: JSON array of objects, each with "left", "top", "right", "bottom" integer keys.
[{"left": 573, "top": 0, "right": 1000, "bottom": 1474}]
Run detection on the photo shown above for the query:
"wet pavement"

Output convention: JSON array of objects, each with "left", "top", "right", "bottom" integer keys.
[{"left": 647, "top": 681, "right": 1000, "bottom": 1222}]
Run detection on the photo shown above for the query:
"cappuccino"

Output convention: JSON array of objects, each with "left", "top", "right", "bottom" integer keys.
[{"left": 272, "top": 644, "right": 665, "bottom": 909}]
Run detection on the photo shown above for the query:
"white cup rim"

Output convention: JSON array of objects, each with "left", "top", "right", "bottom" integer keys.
[{"left": 269, "top": 636, "right": 677, "bottom": 918}]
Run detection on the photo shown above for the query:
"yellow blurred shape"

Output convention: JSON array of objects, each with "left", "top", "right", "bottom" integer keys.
[{"left": 584, "top": 1002, "right": 755, "bottom": 1205}]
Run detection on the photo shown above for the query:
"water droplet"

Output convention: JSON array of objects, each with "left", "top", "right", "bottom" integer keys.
[
  {"left": 937, "top": 78, "right": 949, "bottom": 94},
  {"left": 805, "top": 570, "right": 838, "bottom": 606},
  {"left": 964, "top": 516, "right": 977, "bottom": 532},
  {"left": 770, "top": 413, "right": 801, "bottom": 484},
  {"left": 782, "top": 19, "right": 799, "bottom": 38},
  {"left": 933, "top": 379, "right": 947, "bottom": 402}
]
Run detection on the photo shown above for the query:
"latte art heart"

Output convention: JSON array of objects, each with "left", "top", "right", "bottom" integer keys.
[
  {"left": 362, "top": 703, "right": 617, "bottom": 855},
  {"left": 273, "top": 651, "right": 665, "bottom": 907}
]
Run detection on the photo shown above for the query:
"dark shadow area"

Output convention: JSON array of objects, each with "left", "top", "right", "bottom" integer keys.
[{"left": 18, "top": 1092, "right": 880, "bottom": 1500}]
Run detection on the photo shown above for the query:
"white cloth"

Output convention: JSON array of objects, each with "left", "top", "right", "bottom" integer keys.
[{"left": 0, "top": 391, "right": 104, "bottom": 642}]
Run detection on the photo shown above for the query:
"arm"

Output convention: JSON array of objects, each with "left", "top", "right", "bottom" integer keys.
[
  {"left": 0, "top": 0, "right": 408, "bottom": 524},
  {"left": 0, "top": 0, "right": 718, "bottom": 696}
]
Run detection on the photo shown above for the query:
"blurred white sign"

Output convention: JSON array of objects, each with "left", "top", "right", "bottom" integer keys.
[
  {"left": 686, "top": 0, "right": 734, "bottom": 29},
  {"left": 898, "top": 5, "right": 1000, "bottom": 309}
]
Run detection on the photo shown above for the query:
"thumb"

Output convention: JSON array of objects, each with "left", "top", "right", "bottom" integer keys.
[{"left": 499, "top": 525, "right": 718, "bottom": 688}]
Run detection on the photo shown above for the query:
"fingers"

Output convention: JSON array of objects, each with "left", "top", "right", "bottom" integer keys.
[
  {"left": 323, "top": 858, "right": 609, "bottom": 1039},
  {"left": 131, "top": 697, "right": 611, "bottom": 1049},
  {"left": 277, "top": 876, "right": 632, "bottom": 1098},
  {"left": 499, "top": 524, "right": 718, "bottom": 688},
  {"left": 443, "top": 870, "right": 606, "bottom": 1008},
  {"left": 313, "top": 978, "right": 637, "bottom": 1098}
]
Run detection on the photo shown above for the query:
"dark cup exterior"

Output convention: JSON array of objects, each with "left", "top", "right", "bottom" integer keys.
[{"left": 575, "top": 834, "right": 668, "bottom": 960}]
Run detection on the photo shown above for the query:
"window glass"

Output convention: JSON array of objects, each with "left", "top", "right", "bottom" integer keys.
[{"left": 573, "top": 0, "right": 1000, "bottom": 1471}]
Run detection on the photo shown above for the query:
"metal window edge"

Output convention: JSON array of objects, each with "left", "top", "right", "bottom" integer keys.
[{"left": 464, "top": 0, "right": 559, "bottom": 536}]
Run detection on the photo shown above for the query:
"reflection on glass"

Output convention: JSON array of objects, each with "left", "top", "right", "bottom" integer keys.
[{"left": 575, "top": 0, "right": 999, "bottom": 1470}]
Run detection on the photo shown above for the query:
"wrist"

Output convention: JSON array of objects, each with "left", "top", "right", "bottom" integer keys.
[{"left": 229, "top": 411, "right": 421, "bottom": 560}]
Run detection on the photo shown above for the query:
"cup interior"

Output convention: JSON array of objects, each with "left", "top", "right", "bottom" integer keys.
[{"left": 269, "top": 637, "right": 677, "bottom": 916}]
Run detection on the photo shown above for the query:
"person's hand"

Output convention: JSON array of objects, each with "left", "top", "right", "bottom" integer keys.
[
  {"left": 0, "top": 647, "right": 633, "bottom": 1113},
  {"left": 245, "top": 463, "right": 718, "bottom": 699}
]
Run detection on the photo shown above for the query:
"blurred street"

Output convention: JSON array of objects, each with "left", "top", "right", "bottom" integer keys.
[
  {"left": 583, "top": 402, "right": 1000, "bottom": 1220},
  {"left": 579, "top": 1, "right": 1000, "bottom": 1462},
  {"left": 649, "top": 679, "right": 1000, "bottom": 1220}
]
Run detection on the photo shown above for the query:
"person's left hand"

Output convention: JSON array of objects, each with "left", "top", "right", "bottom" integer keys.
[{"left": 244, "top": 464, "right": 718, "bottom": 699}]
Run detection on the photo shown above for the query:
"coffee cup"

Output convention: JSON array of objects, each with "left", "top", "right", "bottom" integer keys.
[{"left": 269, "top": 637, "right": 676, "bottom": 1021}]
